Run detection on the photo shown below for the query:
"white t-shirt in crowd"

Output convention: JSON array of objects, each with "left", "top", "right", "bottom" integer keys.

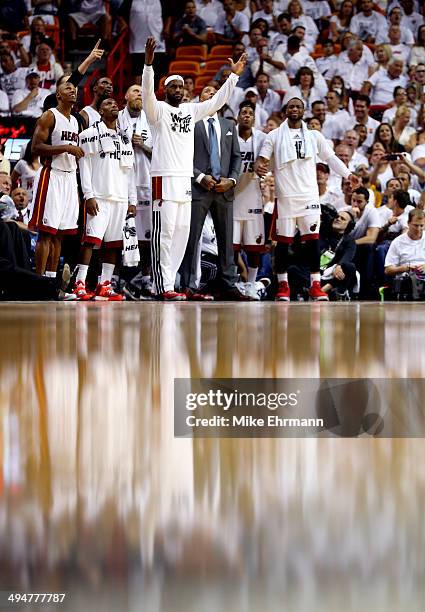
[
  {"left": 350, "top": 203, "right": 380, "bottom": 240},
  {"left": 11, "top": 87, "right": 49, "bottom": 117},
  {"left": 385, "top": 233, "right": 425, "bottom": 268},
  {"left": 367, "top": 71, "right": 408, "bottom": 105},
  {"left": 350, "top": 10, "right": 387, "bottom": 40}
]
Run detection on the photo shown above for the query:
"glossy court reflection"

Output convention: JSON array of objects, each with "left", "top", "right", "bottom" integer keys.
[{"left": 0, "top": 303, "right": 424, "bottom": 611}]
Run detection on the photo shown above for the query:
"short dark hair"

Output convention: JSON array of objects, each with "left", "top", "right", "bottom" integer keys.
[
  {"left": 239, "top": 100, "right": 255, "bottom": 113},
  {"left": 294, "top": 66, "right": 314, "bottom": 87},
  {"left": 392, "top": 189, "right": 411, "bottom": 209},
  {"left": 312, "top": 100, "right": 325, "bottom": 108},
  {"left": 277, "top": 12, "right": 291, "bottom": 22},
  {"left": 354, "top": 94, "right": 371, "bottom": 107},
  {"left": 353, "top": 187, "right": 369, "bottom": 201},
  {"left": 287, "top": 35, "right": 300, "bottom": 51},
  {"left": 322, "top": 38, "right": 334, "bottom": 45},
  {"left": 255, "top": 72, "right": 269, "bottom": 82}
]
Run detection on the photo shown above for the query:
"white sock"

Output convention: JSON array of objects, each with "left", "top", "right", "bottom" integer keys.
[
  {"left": 248, "top": 267, "right": 258, "bottom": 283},
  {"left": 76, "top": 264, "right": 88, "bottom": 283},
  {"left": 44, "top": 271, "right": 56, "bottom": 278},
  {"left": 310, "top": 273, "right": 320, "bottom": 285},
  {"left": 277, "top": 273, "right": 288, "bottom": 283},
  {"left": 100, "top": 263, "right": 115, "bottom": 283}
]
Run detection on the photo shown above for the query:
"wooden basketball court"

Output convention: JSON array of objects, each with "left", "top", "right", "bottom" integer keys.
[{"left": 0, "top": 302, "right": 423, "bottom": 611}]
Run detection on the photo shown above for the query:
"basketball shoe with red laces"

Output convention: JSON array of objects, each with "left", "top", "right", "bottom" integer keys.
[
  {"left": 275, "top": 280, "right": 290, "bottom": 301},
  {"left": 309, "top": 281, "right": 329, "bottom": 301},
  {"left": 94, "top": 280, "right": 125, "bottom": 301},
  {"left": 73, "top": 280, "right": 94, "bottom": 301}
]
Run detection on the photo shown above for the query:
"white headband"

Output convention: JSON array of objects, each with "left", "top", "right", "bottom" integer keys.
[{"left": 164, "top": 74, "right": 184, "bottom": 87}]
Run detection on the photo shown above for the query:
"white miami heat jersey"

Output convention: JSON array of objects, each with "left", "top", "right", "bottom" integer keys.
[
  {"left": 82, "top": 105, "right": 101, "bottom": 127},
  {"left": 234, "top": 134, "right": 263, "bottom": 221},
  {"left": 49, "top": 107, "right": 79, "bottom": 172}
]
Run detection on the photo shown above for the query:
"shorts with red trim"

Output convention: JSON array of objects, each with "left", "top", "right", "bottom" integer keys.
[
  {"left": 82, "top": 198, "right": 128, "bottom": 248},
  {"left": 271, "top": 212, "right": 321, "bottom": 244},
  {"left": 28, "top": 166, "right": 79, "bottom": 235},
  {"left": 233, "top": 217, "right": 265, "bottom": 251}
]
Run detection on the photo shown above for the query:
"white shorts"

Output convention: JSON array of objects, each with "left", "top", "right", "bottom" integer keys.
[
  {"left": 272, "top": 212, "right": 320, "bottom": 244},
  {"left": 28, "top": 166, "right": 79, "bottom": 235},
  {"left": 69, "top": 10, "right": 106, "bottom": 28},
  {"left": 82, "top": 199, "right": 128, "bottom": 248},
  {"left": 135, "top": 199, "right": 151, "bottom": 244},
  {"left": 233, "top": 217, "right": 265, "bottom": 251}
]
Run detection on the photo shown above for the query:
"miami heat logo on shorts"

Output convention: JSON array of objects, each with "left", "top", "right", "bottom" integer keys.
[
  {"left": 310, "top": 223, "right": 317, "bottom": 232},
  {"left": 256, "top": 234, "right": 263, "bottom": 244}
]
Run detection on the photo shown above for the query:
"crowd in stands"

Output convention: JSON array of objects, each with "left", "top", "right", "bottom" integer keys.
[{"left": 2, "top": 0, "right": 425, "bottom": 301}]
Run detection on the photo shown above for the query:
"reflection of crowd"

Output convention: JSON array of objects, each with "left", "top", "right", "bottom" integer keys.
[{"left": 3, "top": 1, "right": 425, "bottom": 300}]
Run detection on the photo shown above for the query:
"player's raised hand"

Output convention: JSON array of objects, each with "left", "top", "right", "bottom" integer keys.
[
  {"left": 145, "top": 37, "right": 157, "bottom": 66},
  {"left": 87, "top": 39, "right": 104, "bottom": 64},
  {"left": 229, "top": 52, "right": 247, "bottom": 76}
]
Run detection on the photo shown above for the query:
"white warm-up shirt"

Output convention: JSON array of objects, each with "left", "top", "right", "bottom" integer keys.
[
  {"left": 260, "top": 125, "right": 351, "bottom": 217},
  {"left": 79, "top": 124, "right": 137, "bottom": 205},
  {"left": 385, "top": 233, "right": 425, "bottom": 268},
  {"left": 142, "top": 64, "right": 239, "bottom": 200}
]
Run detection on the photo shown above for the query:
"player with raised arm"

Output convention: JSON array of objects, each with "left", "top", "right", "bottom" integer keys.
[
  {"left": 142, "top": 36, "right": 247, "bottom": 300},
  {"left": 29, "top": 81, "right": 84, "bottom": 278},
  {"left": 255, "top": 97, "right": 360, "bottom": 301}
]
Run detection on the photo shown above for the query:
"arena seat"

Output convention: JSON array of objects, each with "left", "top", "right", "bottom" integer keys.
[
  {"left": 176, "top": 45, "right": 207, "bottom": 60},
  {"left": 209, "top": 45, "right": 233, "bottom": 58},
  {"left": 168, "top": 60, "right": 201, "bottom": 78},
  {"left": 203, "top": 59, "right": 226, "bottom": 73}
]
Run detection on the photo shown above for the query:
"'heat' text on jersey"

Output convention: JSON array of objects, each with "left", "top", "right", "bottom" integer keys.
[{"left": 61, "top": 130, "right": 79, "bottom": 144}]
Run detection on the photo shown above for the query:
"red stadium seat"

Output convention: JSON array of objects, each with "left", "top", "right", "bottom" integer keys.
[
  {"left": 195, "top": 75, "right": 217, "bottom": 91},
  {"left": 168, "top": 60, "right": 201, "bottom": 77},
  {"left": 209, "top": 45, "right": 233, "bottom": 58},
  {"left": 176, "top": 45, "right": 207, "bottom": 60}
]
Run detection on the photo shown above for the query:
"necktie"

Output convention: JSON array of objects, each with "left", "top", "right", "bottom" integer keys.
[
  {"left": 208, "top": 117, "right": 221, "bottom": 181},
  {"left": 17, "top": 211, "right": 23, "bottom": 222}
]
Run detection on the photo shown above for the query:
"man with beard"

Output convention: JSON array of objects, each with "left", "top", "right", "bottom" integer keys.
[
  {"left": 256, "top": 97, "right": 359, "bottom": 301},
  {"left": 142, "top": 36, "right": 246, "bottom": 300},
  {"left": 73, "top": 98, "right": 137, "bottom": 301},
  {"left": 118, "top": 84, "right": 154, "bottom": 299},
  {"left": 79, "top": 75, "right": 113, "bottom": 128}
]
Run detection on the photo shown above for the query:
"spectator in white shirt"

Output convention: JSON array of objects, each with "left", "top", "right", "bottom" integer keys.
[
  {"left": 349, "top": 0, "right": 387, "bottom": 44},
  {"left": 250, "top": 36, "right": 289, "bottom": 90},
  {"left": 388, "top": 25, "right": 411, "bottom": 65},
  {"left": 282, "top": 66, "right": 324, "bottom": 116},
  {"left": 362, "top": 58, "right": 408, "bottom": 105},
  {"left": 303, "top": 0, "right": 331, "bottom": 23},
  {"left": 382, "top": 86, "right": 418, "bottom": 126},
  {"left": 316, "top": 39, "right": 339, "bottom": 77},
  {"left": 410, "top": 24, "right": 425, "bottom": 66},
  {"left": 250, "top": 72, "right": 281, "bottom": 116},
  {"left": 322, "top": 90, "right": 351, "bottom": 142},
  {"left": 287, "top": 0, "right": 319, "bottom": 51},
  {"left": 330, "top": 0, "right": 355, "bottom": 42},
  {"left": 399, "top": 0, "right": 424, "bottom": 36},
  {"left": 346, "top": 94, "right": 380, "bottom": 148},
  {"left": 252, "top": 0, "right": 279, "bottom": 31},
  {"left": 284, "top": 34, "right": 314, "bottom": 78},
  {"left": 343, "top": 130, "right": 369, "bottom": 169},
  {"left": 385, "top": 208, "right": 425, "bottom": 277},
  {"left": 0, "top": 53, "right": 28, "bottom": 103},
  {"left": 11, "top": 71, "right": 49, "bottom": 117},
  {"left": 214, "top": 0, "right": 249, "bottom": 44},
  {"left": 195, "top": 0, "right": 224, "bottom": 28},
  {"left": 375, "top": 5, "right": 414, "bottom": 45},
  {"left": 269, "top": 12, "right": 292, "bottom": 54},
  {"left": 326, "top": 39, "right": 371, "bottom": 93},
  {"left": 349, "top": 186, "right": 380, "bottom": 296},
  {"left": 246, "top": 26, "right": 263, "bottom": 65}
]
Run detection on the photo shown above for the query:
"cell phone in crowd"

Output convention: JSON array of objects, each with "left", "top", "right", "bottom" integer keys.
[{"left": 385, "top": 154, "right": 399, "bottom": 161}]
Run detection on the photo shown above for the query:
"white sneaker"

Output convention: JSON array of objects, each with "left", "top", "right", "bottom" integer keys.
[{"left": 242, "top": 282, "right": 261, "bottom": 301}]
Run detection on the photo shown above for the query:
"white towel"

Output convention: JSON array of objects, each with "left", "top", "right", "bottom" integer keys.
[
  {"left": 275, "top": 119, "right": 314, "bottom": 169},
  {"left": 118, "top": 108, "right": 152, "bottom": 189},
  {"left": 81, "top": 120, "right": 134, "bottom": 169}
]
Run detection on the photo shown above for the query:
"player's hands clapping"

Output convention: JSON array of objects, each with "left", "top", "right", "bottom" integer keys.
[{"left": 145, "top": 37, "right": 156, "bottom": 66}]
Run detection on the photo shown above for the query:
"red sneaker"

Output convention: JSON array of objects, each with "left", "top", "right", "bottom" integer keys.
[
  {"left": 94, "top": 280, "right": 125, "bottom": 301},
  {"left": 275, "top": 280, "right": 290, "bottom": 301},
  {"left": 183, "top": 289, "right": 214, "bottom": 301},
  {"left": 73, "top": 280, "right": 94, "bottom": 301},
  {"left": 161, "top": 290, "right": 187, "bottom": 301},
  {"left": 309, "top": 281, "right": 329, "bottom": 301}
]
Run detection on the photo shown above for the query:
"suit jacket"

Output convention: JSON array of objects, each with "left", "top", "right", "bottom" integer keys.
[{"left": 192, "top": 116, "right": 241, "bottom": 202}]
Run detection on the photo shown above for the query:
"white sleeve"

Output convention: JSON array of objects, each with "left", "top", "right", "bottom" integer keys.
[
  {"left": 141, "top": 65, "right": 162, "bottom": 124},
  {"left": 193, "top": 72, "right": 239, "bottom": 122},
  {"left": 326, "top": 154, "right": 352, "bottom": 179},
  {"left": 349, "top": 15, "right": 359, "bottom": 36},
  {"left": 11, "top": 90, "right": 24, "bottom": 110},
  {"left": 367, "top": 71, "right": 379, "bottom": 87},
  {"left": 367, "top": 207, "right": 381, "bottom": 228},
  {"left": 259, "top": 133, "right": 274, "bottom": 160},
  {"left": 79, "top": 154, "right": 95, "bottom": 201},
  {"left": 127, "top": 166, "right": 137, "bottom": 205}
]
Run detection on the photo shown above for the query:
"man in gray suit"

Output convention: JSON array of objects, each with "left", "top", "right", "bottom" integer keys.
[{"left": 180, "top": 85, "right": 244, "bottom": 300}]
